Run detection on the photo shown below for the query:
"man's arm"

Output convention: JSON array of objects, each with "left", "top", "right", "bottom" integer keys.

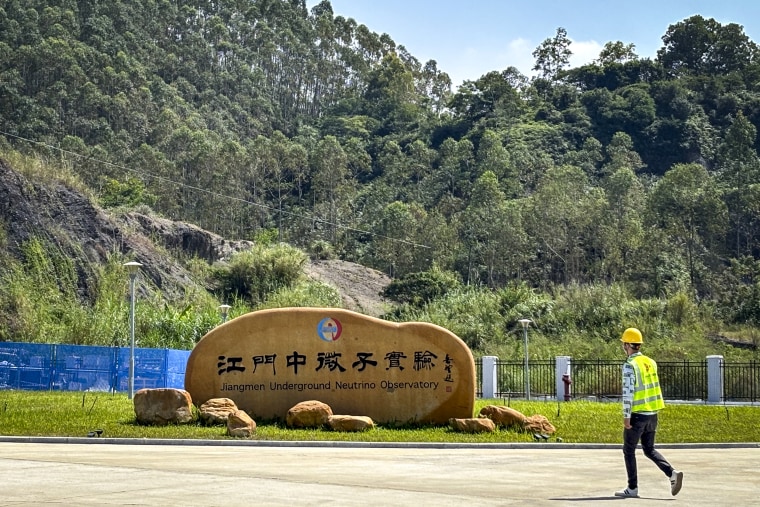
[{"left": 622, "top": 362, "right": 635, "bottom": 428}]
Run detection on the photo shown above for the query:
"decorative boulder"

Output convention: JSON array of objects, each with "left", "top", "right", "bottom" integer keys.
[
  {"left": 449, "top": 417, "right": 496, "bottom": 433},
  {"left": 286, "top": 400, "right": 333, "bottom": 428},
  {"left": 479, "top": 405, "right": 527, "bottom": 429},
  {"left": 227, "top": 409, "right": 256, "bottom": 438},
  {"left": 199, "top": 398, "right": 239, "bottom": 425},
  {"left": 523, "top": 414, "right": 556, "bottom": 435},
  {"left": 134, "top": 388, "right": 194, "bottom": 426},
  {"left": 327, "top": 415, "right": 375, "bottom": 432}
]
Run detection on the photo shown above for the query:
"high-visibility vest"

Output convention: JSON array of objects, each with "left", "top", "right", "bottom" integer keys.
[{"left": 629, "top": 354, "right": 665, "bottom": 412}]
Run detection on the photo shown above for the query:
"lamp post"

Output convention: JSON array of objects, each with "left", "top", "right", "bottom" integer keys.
[
  {"left": 518, "top": 318, "right": 532, "bottom": 400},
  {"left": 124, "top": 261, "right": 142, "bottom": 400},
  {"left": 218, "top": 304, "right": 232, "bottom": 324}
]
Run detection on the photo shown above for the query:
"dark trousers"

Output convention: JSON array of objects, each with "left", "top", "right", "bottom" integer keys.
[{"left": 623, "top": 412, "right": 674, "bottom": 489}]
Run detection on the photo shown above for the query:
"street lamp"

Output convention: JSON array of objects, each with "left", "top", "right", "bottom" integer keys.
[
  {"left": 124, "top": 261, "right": 142, "bottom": 400},
  {"left": 518, "top": 318, "right": 532, "bottom": 400},
  {"left": 218, "top": 304, "right": 232, "bottom": 324}
]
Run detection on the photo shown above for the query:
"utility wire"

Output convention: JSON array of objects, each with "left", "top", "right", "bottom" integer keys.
[{"left": 0, "top": 130, "right": 430, "bottom": 249}]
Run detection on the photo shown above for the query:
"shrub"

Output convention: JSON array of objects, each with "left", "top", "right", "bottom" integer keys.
[
  {"left": 212, "top": 243, "right": 307, "bottom": 304},
  {"left": 381, "top": 266, "right": 462, "bottom": 307},
  {"left": 258, "top": 280, "right": 343, "bottom": 309},
  {"left": 308, "top": 239, "right": 336, "bottom": 260}
]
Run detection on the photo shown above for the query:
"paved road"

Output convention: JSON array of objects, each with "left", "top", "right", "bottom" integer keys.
[{"left": 0, "top": 438, "right": 757, "bottom": 506}]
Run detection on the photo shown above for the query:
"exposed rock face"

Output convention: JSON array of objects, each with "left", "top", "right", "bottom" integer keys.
[
  {"left": 478, "top": 405, "right": 528, "bottom": 428},
  {"left": 120, "top": 212, "right": 253, "bottom": 264},
  {"left": 327, "top": 415, "right": 375, "bottom": 432},
  {"left": 227, "top": 409, "right": 256, "bottom": 437},
  {"left": 0, "top": 160, "right": 394, "bottom": 319},
  {"left": 449, "top": 417, "right": 496, "bottom": 433},
  {"left": 199, "top": 398, "right": 239, "bottom": 425},
  {"left": 133, "top": 388, "right": 194, "bottom": 425},
  {"left": 0, "top": 159, "right": 222, "bottom": 299},
  {"left": 286, "top": 400, "right": 333, "bottom": 429}
]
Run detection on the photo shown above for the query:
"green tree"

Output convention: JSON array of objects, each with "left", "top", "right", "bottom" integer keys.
[
  {"left": 371, "top": 201, "right": 420, "bottom": 277},
  {"left": 458, "top": 171, "right": 526, "bottom": 286},
  {"left": 447, "top": 69, "right": 524, "bottom": 125},
  {"left": 647, "top": 163, "right": 728, "bottom": 294},
  {"left": 717, "top": 112, "right": 760, "bottom": 257},
  {"left": 527, "top": 164, "right": 606, "bottom": 286},
  {"left": 595, "top": 41, "right": 638, "bottom": 66},
  {"left": 310, "top": 135, "right": 349, "bottom": 243},
  {"left": 532, "top": 27, "right": 572, "bottom": 81},
  {"left": 657, "top": 15, "right": 759, "bottom": 75},
  {"left": 599, "top": 167, "right": 646, "bottom": 282}
]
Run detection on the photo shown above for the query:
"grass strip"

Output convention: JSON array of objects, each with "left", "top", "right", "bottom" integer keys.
[{"left": 0, "top": 391, "right": 757, "bottom": 444}]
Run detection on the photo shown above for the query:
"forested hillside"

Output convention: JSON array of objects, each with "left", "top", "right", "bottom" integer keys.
[{"left": 1, "top": 0, "right": 759, "bottom": 339}]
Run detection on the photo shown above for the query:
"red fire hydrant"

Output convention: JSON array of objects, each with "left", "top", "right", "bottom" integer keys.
[{"left": 562, "top": 372, "right": 572, "bottom": 401}]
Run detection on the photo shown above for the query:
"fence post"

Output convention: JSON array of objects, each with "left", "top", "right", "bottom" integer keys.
[
  {"left": 706, "top": 355, "right": 723, "bottom": 403},
  {"left": 556, "top": 356, "right": 571, "bottom": 400},
  {"left": 482, "top": 356, "right": 498, "bottom": 398}
]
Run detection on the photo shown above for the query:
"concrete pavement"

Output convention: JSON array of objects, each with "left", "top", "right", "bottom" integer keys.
[{"left": 0, "top": 438, "right": 758, "bottom": 506}]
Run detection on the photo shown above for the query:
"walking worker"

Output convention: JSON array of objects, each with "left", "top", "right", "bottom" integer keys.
[{"left": 615, "top": 327, "right": 684, "bottom": 498}]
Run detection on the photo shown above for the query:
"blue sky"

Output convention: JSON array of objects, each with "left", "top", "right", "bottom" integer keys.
[{"left": 307, "top": 0, "right": 760, "bottom": 87}]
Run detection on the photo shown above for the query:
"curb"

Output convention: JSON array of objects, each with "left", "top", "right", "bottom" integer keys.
[{"left": 0, "top": 435, "right": 757, "bottom": 449}]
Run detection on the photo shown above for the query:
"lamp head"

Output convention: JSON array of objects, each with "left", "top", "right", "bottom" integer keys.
[
  {"left": 123, "top": 261, "right": 143, "bottom": 276},
  {"left": 518, "top": 318, "right": 532, "bottom": 328}
]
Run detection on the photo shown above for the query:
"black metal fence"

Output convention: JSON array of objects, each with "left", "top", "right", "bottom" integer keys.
[
  {"left": 476, "top": 359, "right": 760, "bottom": 402},
  {"left": 723, "top": 361, "right": 760, "bottom": 401}
]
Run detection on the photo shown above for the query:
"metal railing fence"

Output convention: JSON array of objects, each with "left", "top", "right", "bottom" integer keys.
[
  {"left": 476, "top": 358, "right": 759, "bottom": 402},
  {"left": 722, "top": 360, "right": 760, "bottom": 401}
]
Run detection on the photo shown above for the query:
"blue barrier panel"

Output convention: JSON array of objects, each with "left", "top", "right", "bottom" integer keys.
[
  {"left": 0, "top": 342, "right": 54, "bottom": 390},
  {"left": 53, "top": 344, "right": 117, "bottom": 392},
  {"left": 167, "top": 349, "right": 191, "bottom": 389},
  {"left": 116, "top": 347, "right": 170, "bottom": 391},
  {"left": 0, "top": 342, "right": 191, "bottom": 393}
]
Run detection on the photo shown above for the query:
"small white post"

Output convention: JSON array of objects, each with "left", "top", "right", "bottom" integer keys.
[
  {"left": 518, "top": 319, "right": 532, "bottom": 400},
  {"left": 706, "top": 355, "right": 724, "bottom": 403},
  {"left": 556, "top": 356, "right": 571, "bottom": 400},
  {"left": 482, "top": 356, "right": 498, "bottom": 398}
]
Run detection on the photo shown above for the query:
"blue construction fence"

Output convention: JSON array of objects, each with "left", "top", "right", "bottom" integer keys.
[{"left": 0, "top": 342, "right": 190, "bottom": 392}]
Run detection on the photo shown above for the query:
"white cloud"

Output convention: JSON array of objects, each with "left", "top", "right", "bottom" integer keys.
[
  {"left": 503, "top": 38, "right": 535, "bottom": 76},
  {"left": 439, "top": 37, "right": 604, "bottom": 90},
  {"left": 569, "top": 39, "right": 604, "bottom": 68}
]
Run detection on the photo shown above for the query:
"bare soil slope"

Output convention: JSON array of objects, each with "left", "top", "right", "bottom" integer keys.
[{"left": 305, "top": 259, "right": 393, "bottom": 317}]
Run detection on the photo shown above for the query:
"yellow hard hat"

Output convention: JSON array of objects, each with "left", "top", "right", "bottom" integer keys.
[{"left": 621, "top": 328, "right": 643, "bottom": 344}]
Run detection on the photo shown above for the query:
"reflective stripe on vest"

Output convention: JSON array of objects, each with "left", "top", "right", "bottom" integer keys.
[{"left": 629, "top": 355, "right": 665, "bottom": 412}]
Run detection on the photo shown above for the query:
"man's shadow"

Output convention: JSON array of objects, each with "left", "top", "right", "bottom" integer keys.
[{"left": 550, "top": 496, "right": 675, "bottom": 502}]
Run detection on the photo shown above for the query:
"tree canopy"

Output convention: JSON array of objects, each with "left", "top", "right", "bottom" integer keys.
[{"left": 2, "top": 3, "right": 760, "bottom": 326}]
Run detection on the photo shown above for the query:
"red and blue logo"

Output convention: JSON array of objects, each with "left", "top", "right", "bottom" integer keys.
[{"left": 317, "top": 317, "right": 342, "bottom": 342}]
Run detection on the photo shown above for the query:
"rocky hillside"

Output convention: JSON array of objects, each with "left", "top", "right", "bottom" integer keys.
[{"left": 0, "top": 158, "right": 392, "bottom": 316}]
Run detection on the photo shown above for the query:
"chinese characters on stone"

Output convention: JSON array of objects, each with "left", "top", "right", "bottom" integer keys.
[{"left": 217, "top": 350, "right": 455, "bottom": 382}]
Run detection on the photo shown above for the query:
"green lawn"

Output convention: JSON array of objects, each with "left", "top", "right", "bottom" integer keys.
[{"left": 0, "top": 391, "right": 758, "bottom": 444}]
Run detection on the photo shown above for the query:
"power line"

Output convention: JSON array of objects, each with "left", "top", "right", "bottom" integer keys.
[{"left": 0, "top": 130, "right": 430, "bottom": 249}]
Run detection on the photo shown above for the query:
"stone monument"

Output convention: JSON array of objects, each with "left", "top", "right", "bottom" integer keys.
[{"left": 185, "top": 308, "right": 475, "bottom": 424}]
